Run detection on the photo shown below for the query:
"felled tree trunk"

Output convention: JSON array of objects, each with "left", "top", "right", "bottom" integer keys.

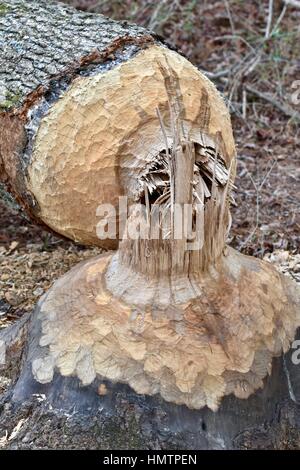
[
  {"left": 1, "top": 0, "right": 300, "bottom": 451},
  {"left": 0, "top": 0, "right": 234, "bottom": 248},
  {"left": 0, "top": 0, "right": 153, "bottom": 246}
]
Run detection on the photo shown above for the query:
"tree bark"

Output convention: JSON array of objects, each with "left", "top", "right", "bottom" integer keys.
[{"left": 0, "top": 0, "right": 155, "bottom": 244}]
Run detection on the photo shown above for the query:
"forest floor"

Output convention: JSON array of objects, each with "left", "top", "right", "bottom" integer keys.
[{"left": 0, "top": 0, "right": 300, "bottom": 326}]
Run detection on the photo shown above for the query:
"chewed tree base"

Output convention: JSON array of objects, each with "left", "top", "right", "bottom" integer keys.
[{"left": 1, "top": 247, "right": 300, "bottom": 449}]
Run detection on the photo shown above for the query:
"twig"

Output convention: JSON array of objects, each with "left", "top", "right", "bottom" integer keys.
[
  {"left": 227, "top": 99, "right": 253, "bottom": 132},
  {"left": 231, "top": 56, "right": 260, "bottom": 109},
  {"left": 265, "top": 0, "right": 274, "bottom": 39},
  {"left": 243, "top": 52, "right": 262, "bottom": 77},
  {"left": 258, "top": 159, "right": 277, "bottom": 191},
  {"left": 202, "top": 68, "right": 232, "bottom": 79},
  {"left": 148, "top": 0, "right": 180, "bottom": 31},
  {"left": 270, "top": 4, "right": 287, "bottom": 35},
  {"left": 242, "top": 89, "right": 247, "bottom": 119},
  {"left": 200, "top": 3, "right": 298, "bottom": 121},
  {"left": 212, "top": 35, "right": 256, "bottom": 53},
  {"left": 148, "top": 0, "right": 168, "bottom": 30}
]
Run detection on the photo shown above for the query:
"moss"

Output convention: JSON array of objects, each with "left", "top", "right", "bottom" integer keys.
[
  {"left": 0, "top": 91, "right": 21, "bottom": 110},
  {"left": 0, "top": 3, "right": 9, "bottom": 16},
  {"left": 98, "top": 416, "right": 146, "bottom": 449}
]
